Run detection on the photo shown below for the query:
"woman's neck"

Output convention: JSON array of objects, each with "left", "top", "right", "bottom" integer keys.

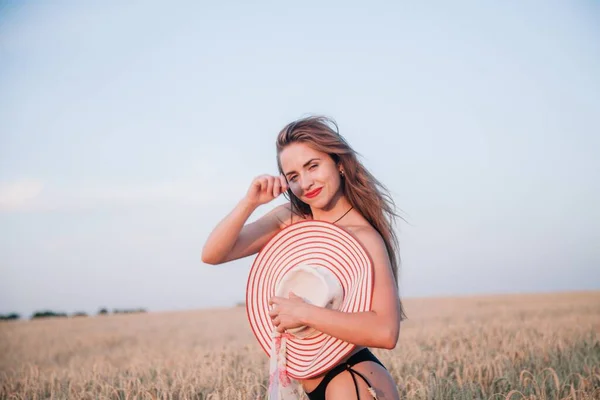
[{"left": 310, "top": 195, "right": 353, "bottom": 223}]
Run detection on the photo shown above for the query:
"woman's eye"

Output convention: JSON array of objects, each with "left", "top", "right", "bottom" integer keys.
[
  {"left": 309, "top": 164, "right": 318, "bottom": 170},
  {"left": 290, "top": 176, "right": 297, "bottom": 182}
]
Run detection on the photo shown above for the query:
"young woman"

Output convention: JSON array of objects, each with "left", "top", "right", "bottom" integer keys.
[{"left": 202, "top": 116, "right": 404, "bottom": 399}]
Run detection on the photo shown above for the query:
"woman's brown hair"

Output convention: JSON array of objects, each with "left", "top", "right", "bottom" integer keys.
[{"left": 276, "top": 116, "right": 406, "bottom": 320}]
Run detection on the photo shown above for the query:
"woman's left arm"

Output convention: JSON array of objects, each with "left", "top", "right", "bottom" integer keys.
[{"left": 269, "top": 229, "right": 401, "bottom": 349}]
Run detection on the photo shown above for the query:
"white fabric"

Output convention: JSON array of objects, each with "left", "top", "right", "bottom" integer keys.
[{"left": 268, "top": 330, "right": 302, "bottom": 400}]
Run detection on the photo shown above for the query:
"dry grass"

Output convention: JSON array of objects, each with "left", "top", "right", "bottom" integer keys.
[{"left": 1, "top": 291, "right": 599, "bottom": 399}]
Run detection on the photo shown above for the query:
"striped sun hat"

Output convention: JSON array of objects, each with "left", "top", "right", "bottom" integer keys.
[{"left": 246, "top": 219, "right": 374, "bottom": 380}]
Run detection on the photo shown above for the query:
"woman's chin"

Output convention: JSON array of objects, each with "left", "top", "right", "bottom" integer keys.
[{"left": 307, "top": 197, "right": 331, "bottom": 211}]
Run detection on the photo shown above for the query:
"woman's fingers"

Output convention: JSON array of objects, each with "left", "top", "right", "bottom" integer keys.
[
  {"left": 269, "top": 296, "right": 283, "bottom": 306},
  {"left": 268, "top": 306, "right": 278, "bottom": 318},
  {"left": 246, "top": 174, "right": 289, "bottom": 206},
  {"left": 257, "top": 176, "right": 268, "bottom": 193},
  {"left": 273, "top": 175, "right": 289, "bottom": 197},
  {"left": 273, "top": 178, "right": 281, "bottom": 197},
  {"left": 251, "top": 176, "right": 262, "bottom": 193}
]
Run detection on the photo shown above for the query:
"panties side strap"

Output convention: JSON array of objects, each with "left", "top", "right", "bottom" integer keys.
[
  {"left": 345, "top": 363, "right": 377, "bottom": 399},
  {"left": 306, "top": 348, "right": 384, "bottom": 399}
]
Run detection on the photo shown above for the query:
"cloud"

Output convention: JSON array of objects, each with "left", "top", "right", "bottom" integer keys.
[
  {"left": 0, "top": 179, "right": 245, "bottom": 213},
  {"left": 0, "top": 180, "right": 44, "bottom": 211}
]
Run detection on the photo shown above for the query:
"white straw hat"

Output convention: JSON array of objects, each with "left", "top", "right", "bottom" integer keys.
[{"left": 246, "top": 220, "right": 374, "bottom": 380}]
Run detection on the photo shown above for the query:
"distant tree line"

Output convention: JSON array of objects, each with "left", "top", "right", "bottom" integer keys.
[
  {"left": 111, "top": 308, "right": 147, "bottom": 314},
  {"left": 0, "top": 307, "right": 147, "bottom": 321}
]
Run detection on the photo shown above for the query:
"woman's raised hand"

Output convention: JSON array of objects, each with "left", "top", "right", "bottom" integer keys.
[{"left": 245, "top": 174, "right": 289, "bottom": 207}]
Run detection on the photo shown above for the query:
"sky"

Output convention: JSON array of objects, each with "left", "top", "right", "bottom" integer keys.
[{"left": 1, "top": 1, "right": 599, "bottom": 318}]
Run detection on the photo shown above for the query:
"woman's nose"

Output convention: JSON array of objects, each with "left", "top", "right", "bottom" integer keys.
[{"left": 300, "top": 175, "right": 314, "bottom": 190}]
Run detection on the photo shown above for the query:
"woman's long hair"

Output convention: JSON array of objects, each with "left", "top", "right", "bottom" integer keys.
[{"left": 276, "top": 116, "right": 406, "bottom": 320}]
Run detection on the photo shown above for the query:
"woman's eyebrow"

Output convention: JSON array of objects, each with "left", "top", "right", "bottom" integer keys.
[{"left": 284, "top": 158, "right": 320, "bottom": 177}]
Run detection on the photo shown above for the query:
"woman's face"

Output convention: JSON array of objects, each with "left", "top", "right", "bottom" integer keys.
[{"left": 279, "top": 142, "right": 343, "bottom": 209}]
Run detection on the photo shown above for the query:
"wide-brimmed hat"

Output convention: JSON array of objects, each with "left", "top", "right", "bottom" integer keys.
[{"left": 246, "top": 219, "right": 374, "bottom": 380}]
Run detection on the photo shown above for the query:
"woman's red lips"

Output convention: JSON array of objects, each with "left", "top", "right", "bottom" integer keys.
[{"left": 305, "top": 187, "right": 323, "bottom": 199}]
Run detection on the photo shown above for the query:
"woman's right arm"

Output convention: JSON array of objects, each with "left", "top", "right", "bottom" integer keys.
[{"left": 201, "top": 174, "right": 289, "bottom": 265}]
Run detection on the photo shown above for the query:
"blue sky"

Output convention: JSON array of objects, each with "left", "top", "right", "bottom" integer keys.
[{"left": 1, "top": 1, "right": 599, "bottom": 317}]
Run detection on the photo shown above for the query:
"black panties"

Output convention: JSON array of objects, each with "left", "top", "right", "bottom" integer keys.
[{"left": 305, "top": 348, "right": 386, "bottom": 400}]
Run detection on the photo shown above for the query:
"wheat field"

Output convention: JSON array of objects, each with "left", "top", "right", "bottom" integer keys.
[{"left": 1, "top": 291, "right": 598, "bottom": 400}]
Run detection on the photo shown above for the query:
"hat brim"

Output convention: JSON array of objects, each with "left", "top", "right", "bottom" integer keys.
[{"left": 246, "top": 220, "right": 374, "bottom": 379}]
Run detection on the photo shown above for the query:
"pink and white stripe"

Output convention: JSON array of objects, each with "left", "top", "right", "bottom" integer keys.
[{"left": 246, "top": 220, "right": 374, "bottom": 380}]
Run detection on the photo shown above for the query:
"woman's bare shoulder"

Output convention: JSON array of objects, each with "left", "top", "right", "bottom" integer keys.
[
  {"left": 271, "top": 202, "right": 309, "bottom": 229},
  {"left": 346, "top": 223, "right": 386, "bottom": 255}
]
